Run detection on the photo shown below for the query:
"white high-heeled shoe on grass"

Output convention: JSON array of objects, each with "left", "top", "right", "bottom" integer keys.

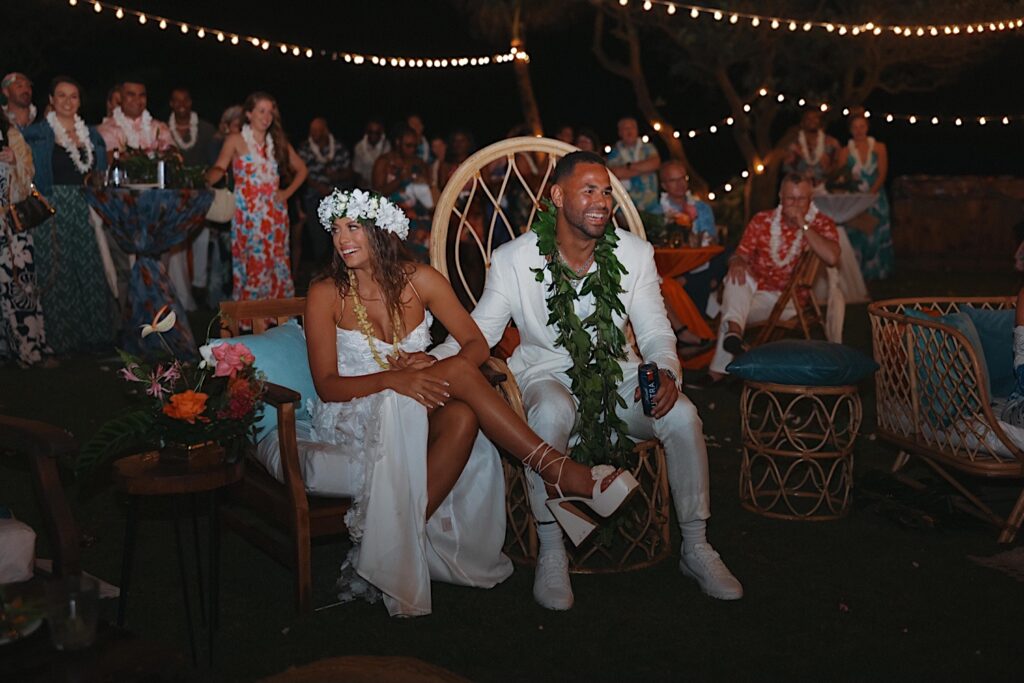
[{"left": 523, "top": 444, "right": 640, "bottom": 546}]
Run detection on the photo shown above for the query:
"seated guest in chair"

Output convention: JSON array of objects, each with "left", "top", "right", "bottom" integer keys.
[
  {"left": 432, "top": 152, "right": 743, "bottom": 610},
  {"left": 708, "top": 174, "right": 840, "bottom": 383},
  {"left": 303, "top": 189, "right": 637, "bottom": 616},
  {"left": 657, "top": 160, "right": 727, "bottom": 349}
]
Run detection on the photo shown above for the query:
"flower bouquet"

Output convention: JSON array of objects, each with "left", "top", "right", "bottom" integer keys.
[
  {"left": 118, "top": 147, "right": 207, "bottom": 189},
  {"left": 78, "top": 306, "right": 266, "bottom": 474}
]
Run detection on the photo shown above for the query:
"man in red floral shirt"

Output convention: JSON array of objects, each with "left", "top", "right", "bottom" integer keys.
[{"left": 708, "top": 174, "right": 840, "bottom": 380}]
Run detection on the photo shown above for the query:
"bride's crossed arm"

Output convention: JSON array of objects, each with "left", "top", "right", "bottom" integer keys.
[{"left": 305, "top": 265, "right": 490, "bottom": 408}]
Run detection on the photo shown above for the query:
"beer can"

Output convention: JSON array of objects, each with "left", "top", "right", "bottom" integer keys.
[
  {"left": 639, "top": 362, "right": 660, "bottom": 417},
  {"left": 156, "top": 160, "right": 166, "bottom": 189}
]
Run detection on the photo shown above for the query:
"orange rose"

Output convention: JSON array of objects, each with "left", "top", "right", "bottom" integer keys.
[
  {"left": 674, "top": 212, "right": 693, "bottom": 228},
  {"left": 163, "top": 390, "right": 209, "bottom": 423}
]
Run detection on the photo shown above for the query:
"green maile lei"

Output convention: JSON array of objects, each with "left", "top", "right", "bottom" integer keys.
[{"left": 530, "top": 200, "right": 633, "bottom": 468}]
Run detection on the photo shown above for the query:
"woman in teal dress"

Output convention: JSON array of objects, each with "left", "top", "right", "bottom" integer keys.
[
  {"left": 24, "top": 76, "right": 116, "bottom": 353},
  {"left": 837, "top": 114, "right": 892, "bottom": 280}
]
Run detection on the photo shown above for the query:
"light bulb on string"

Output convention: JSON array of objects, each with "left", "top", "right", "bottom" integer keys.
[
  {"left": 115, "top": 7, "right": 123, "bottom": 19},
  {"left": 138, "top": 13, "right": 146, "bottom": 24}
]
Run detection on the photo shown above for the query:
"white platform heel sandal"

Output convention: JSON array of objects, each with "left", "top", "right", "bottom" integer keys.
[{"left": 523, "top": 444, "right": 640, "bottom": 547}]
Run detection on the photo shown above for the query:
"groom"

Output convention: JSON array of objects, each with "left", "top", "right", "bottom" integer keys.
[{"left": 431, "top": 151, "right": 742, "bottom": 609}]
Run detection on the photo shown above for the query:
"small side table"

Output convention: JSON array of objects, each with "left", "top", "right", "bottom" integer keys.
[
  {"left": 739, "top": 381, "right": 861, "bottom": 520},
  {"left": 113, "top": 451, "right": 242, "bottom": 666}
]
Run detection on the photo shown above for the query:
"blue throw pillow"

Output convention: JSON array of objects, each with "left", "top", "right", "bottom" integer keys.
[
  {"left": 962, "top": 306, "right": 1015, "bottom": 399},
  {"left": 903, "top": 308, "right": 986, "bottom": 426},
  {"left": 726, "top": 339, "right": 878, "bottom": 386},
  {"left": 210, "top": 320, "right": 316, "bottom": 439}
]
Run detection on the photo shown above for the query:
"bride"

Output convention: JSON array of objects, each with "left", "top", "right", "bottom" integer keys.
[{"left": 305, "top": 189, "right": 637, "bottom": 616}]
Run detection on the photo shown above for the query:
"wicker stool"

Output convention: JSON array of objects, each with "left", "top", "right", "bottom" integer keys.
[
  {"left": 739, "top": 381, "right": 861, "bottom": 520},
  {"left": 727, "top": 339, "right": 877, "bottom": 521}
]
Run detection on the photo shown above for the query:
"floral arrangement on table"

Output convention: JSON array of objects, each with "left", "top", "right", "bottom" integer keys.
[
  {"left": 118, "top": 147, "right": 207, "bottom": 189},
  {"left": 77, "top": 306, "right": 266, "bottom": 475}
]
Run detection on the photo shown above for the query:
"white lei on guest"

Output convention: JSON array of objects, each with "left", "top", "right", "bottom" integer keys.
[
  {"left": 168, "top": 111, "right": 199, "bottom": 150},
  {"left": 798, "top": 130, "right": 826, "bottom": 166},
  {"left": 4, "top": 103, "right": 37, "bottom": 126},
  {"left": 769, "top": 203, "right": 819, "bottom": 268},
  {"left": 112, "top": 106, "right": 158, "bottom": 150},
  {"left": 241, "top": 124, "right": 278, "bottom": 186},
  {"left": 307, "top": 133, "right": 336, "bottom": 164},
  {"left": 847, "top": 136, "right": 877, "bottom": 178},
  {"left": 46, "top": 111, "right": 94, "bottom": 175}
]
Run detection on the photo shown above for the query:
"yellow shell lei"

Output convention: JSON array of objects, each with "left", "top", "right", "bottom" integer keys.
[{"left": 347, "top": 270, "right": 402, "bottom": 370}]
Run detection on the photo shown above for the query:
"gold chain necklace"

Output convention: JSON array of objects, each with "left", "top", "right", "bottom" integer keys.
[{"left": 347, "top": 270, "right": 402, "bottom": 370}]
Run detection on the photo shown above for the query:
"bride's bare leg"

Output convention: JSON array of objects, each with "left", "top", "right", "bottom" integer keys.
[
  {"left": 425, "top": 400, "right": 477, "bottom": 520},
  {"left": 423, "top": 357, "right": 612, "bottom": 497}
]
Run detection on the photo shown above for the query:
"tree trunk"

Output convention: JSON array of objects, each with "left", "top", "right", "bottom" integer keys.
[{"left": 511, "top": 3, "right": 543, "bottom": 137}]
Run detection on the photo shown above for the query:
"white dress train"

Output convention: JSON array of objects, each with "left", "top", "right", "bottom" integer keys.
[{"left": 309, "top": 313, "right": 512, "bottom": 616}]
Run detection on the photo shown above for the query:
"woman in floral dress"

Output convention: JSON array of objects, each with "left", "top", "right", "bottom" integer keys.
[
  {"left": 207, "top": 92, "right": 307, "bottom": 300},
  {"left": 836, "top": 114, "right": 892, "bottom": 280},
  {"left": 0, "top": 115, "right": 53, "bottom": 367}
]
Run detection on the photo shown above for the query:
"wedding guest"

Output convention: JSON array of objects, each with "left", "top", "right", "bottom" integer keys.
[
  {"left": 428, "top": 135, "right": 447, "bottom": 196},
  {"left": 299, "top": 117, "right": 352, "bottom": 267},
  {"left": 658, "top": 160, "right": 726, "bottom": 325},
  {"left": 96, "top": 79, "right": 173, "bottom": 157},
  {"left": 707, "top": 174, "right": 840, "bottom": 382},
  {"left": 2, "top": 73, "right": 38, "bottom": 130},
  {"left": 836, "top": 113, "right": 892, "bottom": 280},
  {"left": 206, "top": 91, "right": 307, "bottom": 301},
  {"left": 0, "top": 114, "right": 54, "bottom": 367},
  {"left": 607, "top": 117, "right": 661, "bottom": 213},
  {"left": 23, "top": 76, "right": 116, "bottom": 354},
  {"left": 782, "top": 110, "right": 839, "bottom": 187},
  {"left": 204, "top": 104, "right": 244, "bottom": 308},
  {"left": 352, "top": 119, "right": 389, "bottom": 189},
  {"left": 574, "top": 127, "right": 601, "bottom": 154},
  {"left": 168, "top": 87, "right": 217, "bottom": 310},
  {"left": 439, "top": 128, "right": 475, "bottom": 188},
  {"left": 555, "top": 124, "right": 574, "bottom": 144},
  {"left": 104, "top": 84, "right": 122, "bottom": 119},
  {"left": 407, "top": 113, "right": 431, "bottom": 163},
  {"left": 372, "top": 125, "right": 432, "bottom": 260}
]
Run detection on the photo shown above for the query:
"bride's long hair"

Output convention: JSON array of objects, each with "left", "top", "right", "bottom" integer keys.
[{"left": 321, "top": 220, "right": 416, "bottom": 335}]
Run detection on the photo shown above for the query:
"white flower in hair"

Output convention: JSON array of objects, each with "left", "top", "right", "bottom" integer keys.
[{"left": 318, "top": 188, "right": 410, "bottom": 240}]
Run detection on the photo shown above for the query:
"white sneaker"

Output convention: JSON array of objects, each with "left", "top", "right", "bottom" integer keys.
[
  {"left": 679, "top": 543, "right": 743, "bottom": 600},
  {"left": 533, "top": 546, "right": 574, "bottom": 611}
]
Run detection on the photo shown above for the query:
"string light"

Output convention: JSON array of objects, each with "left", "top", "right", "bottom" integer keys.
[
  {"left": 622, "top": 1, "right": 1024, "bottom": 37},
  {"left": 63, "top": 0, "right": 526, "bottom": 69}
]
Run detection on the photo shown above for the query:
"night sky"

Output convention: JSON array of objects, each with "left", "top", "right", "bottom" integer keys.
[{"left": 7, "top": 0, "right": 1024, "bottom": 188}]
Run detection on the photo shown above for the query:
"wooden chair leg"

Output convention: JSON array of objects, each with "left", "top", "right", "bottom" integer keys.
[
  {"left": 997, "top": 487, "right": 1024, "bottom": 544},
  {"left": 294, "top": 517, "right": 312, "bottom": 613}
]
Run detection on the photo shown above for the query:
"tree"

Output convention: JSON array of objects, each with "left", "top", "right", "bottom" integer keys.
[
  {"left": 593, "top": 0, "right": 1005, "bottom": 213},
  {"left": 450, "top": 0, "right": 582, "bottom": 136}
]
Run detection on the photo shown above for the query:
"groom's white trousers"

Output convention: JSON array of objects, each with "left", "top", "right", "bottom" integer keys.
[{"left": 520, "top": 368, "right": 712, "bottom": 528}]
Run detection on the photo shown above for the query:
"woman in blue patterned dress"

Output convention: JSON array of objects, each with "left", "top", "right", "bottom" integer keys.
[
  {"left": 837, "top": 114, "right": 893, "bottom": 280},
  {"left": 24, "top": 76, "right": 116, "bottom": 353}
]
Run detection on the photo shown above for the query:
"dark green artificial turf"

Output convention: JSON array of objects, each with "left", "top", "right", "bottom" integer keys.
[{"left": 1, "top": 258, "right": 1022, "bottom": 681}]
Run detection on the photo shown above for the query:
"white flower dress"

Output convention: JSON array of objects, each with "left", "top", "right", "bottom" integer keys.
[{"left": 310, "top": 311, "right": 512, "bottom": 616}]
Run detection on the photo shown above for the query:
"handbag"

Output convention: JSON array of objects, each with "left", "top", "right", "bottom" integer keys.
[{"left": 7, "top": 184, "right": 56, "bottom": 233}]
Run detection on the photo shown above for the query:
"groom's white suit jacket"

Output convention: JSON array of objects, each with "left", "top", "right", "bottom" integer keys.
[{"left": 432, "top": 229, "right": 681, "bottom": 393}]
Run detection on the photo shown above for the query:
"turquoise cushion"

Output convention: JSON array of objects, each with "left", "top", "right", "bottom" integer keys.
[
  {"left": 962, "top": 306, "right": 1015, "bottom": 398},
  {"left": 904, "top": 309, "right": 985, "bottom": 425},
  {"left": 726, "top": 339, "right": 878, "bottom": 386},
  {"left": 211, "top": 321, "right": 315, "bottom": 439}
]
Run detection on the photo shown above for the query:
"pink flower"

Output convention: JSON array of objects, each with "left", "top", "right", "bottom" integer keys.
[
  {"left": 146, "top": 365, "right": 170, "bottom": 400},
  {"left": 120, "top": 363, "right": 144, "bottom": 383},
  {"left": 212, "top": 343, "right": 255, "bottom": 378}
]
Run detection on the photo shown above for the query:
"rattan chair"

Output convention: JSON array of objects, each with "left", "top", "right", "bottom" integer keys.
[
  {"left": 217, "top": 297, "right": 351, "bottom": 613},
  {"left": 428, "top": 137, "right": 671, "bottom": 572},
  {"left": 869, "top": 296, "right": 1024, "bottom": 542}
]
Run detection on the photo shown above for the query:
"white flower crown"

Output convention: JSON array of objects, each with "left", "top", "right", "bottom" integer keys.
[{"left": 317, "top": 188, "right": 410, "bottom": 241}]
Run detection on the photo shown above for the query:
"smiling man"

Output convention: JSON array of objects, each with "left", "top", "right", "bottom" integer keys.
[{"left": 431, "top": 151, "right": 742, "bottom": 609}]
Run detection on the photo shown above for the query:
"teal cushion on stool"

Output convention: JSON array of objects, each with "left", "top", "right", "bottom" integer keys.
[
  {"left": 210, "top": 320, "right": 316, "bottom": 439},
  {"left": 962, "top": 306, "right": 1015, "bottom": 398},
  {"left": 726, "top": 339, "right": 878, "bottom": 386}
]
